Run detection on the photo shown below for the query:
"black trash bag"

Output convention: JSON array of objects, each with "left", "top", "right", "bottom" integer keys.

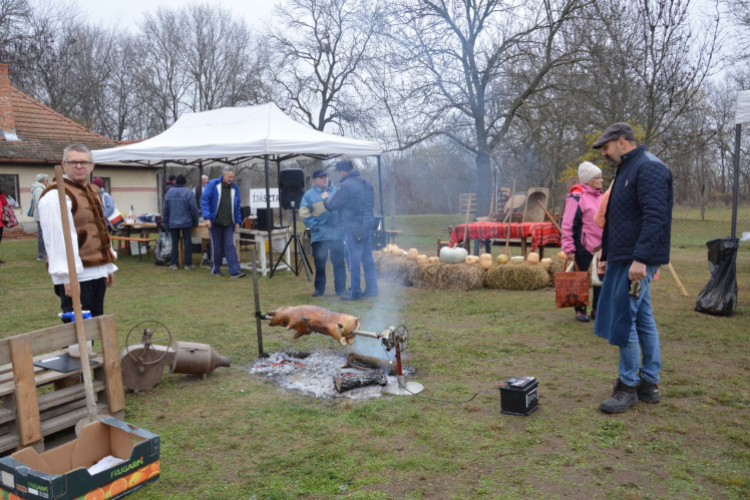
[
  {"left": 695, "top": 237, "right": 739, "bottom": 316},
  {"left": 154, "top": 230, "right": 172, "bottom": 266}
]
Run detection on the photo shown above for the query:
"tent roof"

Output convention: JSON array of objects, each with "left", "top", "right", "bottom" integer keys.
[
  {"left": 737, "top": 91, "right": 750, "bottom": 125},
  {"left": 91, "top": 103, "right": 381, "bottom": 165}
]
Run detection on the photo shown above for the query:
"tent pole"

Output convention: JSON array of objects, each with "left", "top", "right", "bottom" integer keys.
[
  {"left": 161, "top": 161, "right": 167, "bottom": 209},
  {"left": 265, "top": 155, "right": 274, "bottom": 277},
  {"left": 276, "top": 159, "right": 282, "bottom": 226},
  {"left": 732, "top": 124, "right": 741, "bottom": 239},
  {"left": 377, "top": 155, "right": 384, "bottom": 220},
  {"left": 198, "top": 161, "right": 203, "bottom": 202}
]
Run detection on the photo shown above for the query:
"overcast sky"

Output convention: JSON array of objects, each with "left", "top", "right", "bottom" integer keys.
[{"left": 74, "top": 0, "right": 276, "bottom": 31}]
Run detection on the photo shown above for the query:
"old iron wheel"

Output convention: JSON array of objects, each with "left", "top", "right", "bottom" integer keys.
[{"left": 125, "top": 320, "right": 173, "bottom": 365}]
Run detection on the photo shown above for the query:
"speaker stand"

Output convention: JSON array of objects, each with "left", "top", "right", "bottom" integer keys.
[{"left": 271, "top": 206, "right": 312, "bottom": 280}]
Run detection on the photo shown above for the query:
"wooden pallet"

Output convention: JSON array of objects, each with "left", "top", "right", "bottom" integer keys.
[
  {"left": 0, "top": 315, "right": 125, "bottom": 453},
  {"left": 459, "top": 193, "right": 477, "bottom": 215}
]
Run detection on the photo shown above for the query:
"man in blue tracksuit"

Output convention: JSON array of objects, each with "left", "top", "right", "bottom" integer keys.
[
  {"left": 300, "top": 169, "right": 346, "bottom": 297},
  {"left": 322, "top": 160, "right": 378, "bottom": 301},
  {"left": 200, "top": 167, "right": 245, "bottom": 278},
  {"left": 593, "top": 123, "right": 673, "bottom": 414},
  {"left": 163, "top": 174, "right": 200, "bottom": 270}
]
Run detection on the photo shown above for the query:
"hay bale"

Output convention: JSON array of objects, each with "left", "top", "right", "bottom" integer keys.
[
  {"left": 484, "top": 262, "right": 551, "bottom": 290},
  {"left": 410, "top": 262, "right": 485, "bottom": 291},
  {"left": 374, "top": 253, "right": 416, "bottom": 286},
  {"left": 547, "top": 256, "right": 567, "bottom": 286}
]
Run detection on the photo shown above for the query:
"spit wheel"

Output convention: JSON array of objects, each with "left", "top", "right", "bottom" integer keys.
[{"left": 125, "top": 320, "right": 173, "bottom": 365}]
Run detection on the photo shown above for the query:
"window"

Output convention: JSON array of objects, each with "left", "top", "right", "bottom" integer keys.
[
  {"left": 98, "top": 177, "right": 111, "bottom": 193},
  {"left": 0, "top": 174, "right": 20, "bottom": 208}
]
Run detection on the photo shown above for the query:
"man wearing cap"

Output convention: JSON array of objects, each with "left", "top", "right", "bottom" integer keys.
[
  {"left": 322, "top": 160, "right": 378, "bottom": 301},
  {"left": 31, "top": 173, "right": 49, "bottom": 260},
  {"left": 163, "top": 174, "right": 200, "bottom": 270},
  {"left": 38, "top": 144, "right": 118, "bottom": 323},
  {"left": 592, "top": 122, "right": 673, "bottom": 414},
  {"left": 300, "top": 169, "right": 346, "bottom": 297}
]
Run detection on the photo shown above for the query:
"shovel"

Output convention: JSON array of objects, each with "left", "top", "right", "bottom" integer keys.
[{"left": 53, "top": 165, "right": 101, "bottom": 434}]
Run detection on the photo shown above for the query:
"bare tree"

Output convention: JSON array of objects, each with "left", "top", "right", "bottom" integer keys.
[
  {"left": 383, "top": 0, "right": 592, "bottom": 215},
  {"left": 266, "top": 0, "right": 383, "bottom": 133}
]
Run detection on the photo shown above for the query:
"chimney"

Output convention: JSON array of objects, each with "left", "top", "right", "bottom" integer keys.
[{"left": 0, "top": 63, "right": 19, "bottom": 141}]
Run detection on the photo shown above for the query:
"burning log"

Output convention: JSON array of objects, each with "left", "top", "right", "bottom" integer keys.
[
  {"left": 345, "top": 353, "right": 396, "bottom": 376},
  {"left": 333, "top": 370, "right": 387, "bottom": 393}
]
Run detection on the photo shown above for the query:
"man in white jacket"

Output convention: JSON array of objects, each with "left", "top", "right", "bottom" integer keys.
[{"left": 38, "top": 144, "right": 118, "bottom": 322}]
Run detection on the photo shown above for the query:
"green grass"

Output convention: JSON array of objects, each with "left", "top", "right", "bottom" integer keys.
[{"left": 1, "top": 207, "right": 749, "bottom": 499}]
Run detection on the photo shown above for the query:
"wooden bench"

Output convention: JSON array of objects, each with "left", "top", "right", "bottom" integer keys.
[
  {"left": 0, "top": 315, "right": 125, "bottom": 453},
  {"left": 110, "top": 236, "right": 156, "bottom": 262}
]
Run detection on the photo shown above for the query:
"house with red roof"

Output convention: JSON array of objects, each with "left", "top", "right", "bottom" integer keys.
[{"left": 0, "top": 63, "right": 159, "bottom": 228}]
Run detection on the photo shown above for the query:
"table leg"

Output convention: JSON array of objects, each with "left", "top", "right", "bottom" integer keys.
[
  {"left": 235, "top": 233, "right": 241, "bottom": 263},
  {"left": 539, "top": 246, "right": 545, "bottom": 259},
  {"left": 521, "top": 238, "right": 527, "bottom": 257},
  {"left": 260, "top": 236, "right": 268, "bottom": 276}
]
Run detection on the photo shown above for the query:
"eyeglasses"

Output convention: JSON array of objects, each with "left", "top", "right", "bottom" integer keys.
[{"left": 64, "top": 161, "right": 92, "bottom": 167}]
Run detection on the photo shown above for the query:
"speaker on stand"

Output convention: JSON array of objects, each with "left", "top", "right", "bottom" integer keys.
[{"left": 272, "top": 168, "right": 312, "bottom": 279}]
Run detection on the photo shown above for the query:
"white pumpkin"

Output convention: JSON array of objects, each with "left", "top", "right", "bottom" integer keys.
[
  {"left": 417, "top": 254, "right": 428, "bottom": 265},
  {"left": 440, "top": 246, "right": 469, "bottom": 264},
  {"left": 510, "top": 256, "right": 525, "bottom": 264},
  {"left": 465, "top": 255, "right": 480, "bottom": 265},
  {"left": 479, "top": 253, "right": 493, "bottom": 270},
  {"left": 527, "top": 252, "right": 540, "bottom": 265},
  {"left": 390, "top": 246, "right": 403, "bottom": 256},
  {"left": 541, "top": 258, "right": 552, "bottom": 270},
  {"left": 407, "top": 248, "right": 419, "bottom": 260},
  {"left": 496, "top": 254, "right": 510, "bottom": 265},
  {"left": 428, "top": 256, "right": 440, "bottom": 264}
]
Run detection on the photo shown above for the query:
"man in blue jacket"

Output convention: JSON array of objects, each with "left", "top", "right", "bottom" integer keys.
[
  {"left": 201, "top": 167, "right": 245, "bottom": 278},
  {"left": 300, "top": 169, "right": 346, "bottom": 297},
  {"left": 593, "top": 123, "right": 673, "bottom": 414},
  {"left": 322, "top": 160, "right": 378, "bottom": 301},
  {"left": 163, "top": 174, "right": 200, "bottom": 270}
]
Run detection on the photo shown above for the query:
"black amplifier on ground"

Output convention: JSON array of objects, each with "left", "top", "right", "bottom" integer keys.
[{"left": 499, "top": 376, "right": 539, "bottom": 416}]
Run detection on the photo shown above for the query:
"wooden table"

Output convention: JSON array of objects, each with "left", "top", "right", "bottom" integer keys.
[
  {"left": 236, "top": 227, "right": 291, "bottom": 276},
  {"left": 176, "top": 223, "right": 242, "bottom": 267}
]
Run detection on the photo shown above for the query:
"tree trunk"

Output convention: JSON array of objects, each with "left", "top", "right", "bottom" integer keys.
[
  {"left": 333, "top": 370, "right": 387, "bottom": 393},
  {"left": 475, "top": 150, "right": 493, "bottom": 216}
]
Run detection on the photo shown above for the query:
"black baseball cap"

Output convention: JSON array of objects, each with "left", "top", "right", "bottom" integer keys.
[
  {"left": 312, "top": 169, "right": 328, "bottom": 179},
  {"left": 593, "top": 122, "right": 637, "bottom": 149},
  {"left": 334, "top": 160, "right": 354, "bottom": 172}
]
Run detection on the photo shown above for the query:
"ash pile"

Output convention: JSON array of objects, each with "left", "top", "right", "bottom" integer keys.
[{"left": 250, "top": 350, "right": 414, "bottom": 400}]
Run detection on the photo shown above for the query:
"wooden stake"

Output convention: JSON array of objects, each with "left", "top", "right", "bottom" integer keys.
[
  {"left": 53, "top": 166, "right": 98, "bottom": 426},
  {"left": 666, "top": 262, "right": 689, "bottom": 297},
  {"left": 462, "top": 193, "right": 473, "bottom": 249},
  {"left": 504, "top": 180, "right": 516, "bottom": 256},
  {"left": 537, "top": 200, "right": 563, "bottom": 234}
]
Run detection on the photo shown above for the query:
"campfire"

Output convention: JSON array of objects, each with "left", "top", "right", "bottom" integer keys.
[{"left": 250, "top": 349, "right": 415, "bottom": 400}]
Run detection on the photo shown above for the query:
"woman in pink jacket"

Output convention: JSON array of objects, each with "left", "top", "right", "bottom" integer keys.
[{"left": 561, "top": 162, "right": 604, "bottom": 322}]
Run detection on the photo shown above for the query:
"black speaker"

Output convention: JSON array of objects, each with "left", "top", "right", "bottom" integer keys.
[
  {"left": 279, "top": 168, "right": 306, "bottom": 210},
  {"left": 256, "top": 208, "right": 273, "bottom": 231}
]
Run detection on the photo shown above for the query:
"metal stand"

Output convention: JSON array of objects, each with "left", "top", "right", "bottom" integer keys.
[
  {"left": 384, "top": 345, "right": 424, "bottom": 396},
  {"left": 271, "top": 202, "right": 312, "bottom": 280}
]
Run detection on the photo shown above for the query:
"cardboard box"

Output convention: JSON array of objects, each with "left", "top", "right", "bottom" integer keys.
[{"left": 0, "top": 418, "right": 159, "bottom": 500}]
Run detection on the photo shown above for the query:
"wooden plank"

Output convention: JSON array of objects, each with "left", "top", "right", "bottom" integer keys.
[
  {"left": 40, "top": 402, "right": 108, "bottom": 436},
  {"left": 37, "top": 381, "right": 105, "bottom": 412},
  {"left": 40, "top": 399, "right": 86, "bottom": 422},
  {"left": 0, "top": 358, "right": 104, "bottom": 398},
  {"left": 0, "top": 350, "right": 68, "bottom": 381},
  {"left": 0, "top": 432, "right": 20, "bottom": 453},
  {"left": 0, "top": 318, "right": 107, "bottom": 365},
  {"left": 9, "top": 337, "right": 42, "bottom": 446},
  {"left": 0, "top": 408, "right": 16, "bottom": 426},
  {"left": 98, "top": 316, "right": 126, "bottom": 413}
]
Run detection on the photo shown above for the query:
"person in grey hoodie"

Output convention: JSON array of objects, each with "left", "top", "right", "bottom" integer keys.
[{"left": 31, "top": 173, "right": 48, "bottom": 260}]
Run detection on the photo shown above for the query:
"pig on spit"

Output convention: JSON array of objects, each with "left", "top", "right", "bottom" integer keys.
[{"left": 267, "top": 306, "right": 361, "bottom": 346}]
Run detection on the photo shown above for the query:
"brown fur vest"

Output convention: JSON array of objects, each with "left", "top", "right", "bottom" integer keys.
[{"left": 40, "top": 179, "right": 116, "bottom": 267}]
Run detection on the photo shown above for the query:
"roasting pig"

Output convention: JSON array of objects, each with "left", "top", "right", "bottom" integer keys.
[{"left": 266, "top": 306, "right": 361, "bottom": 346}]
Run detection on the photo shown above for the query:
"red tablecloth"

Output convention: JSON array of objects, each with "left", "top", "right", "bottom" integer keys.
[{"left": 449, "top": 222, "right": 561, "bottom": 251}]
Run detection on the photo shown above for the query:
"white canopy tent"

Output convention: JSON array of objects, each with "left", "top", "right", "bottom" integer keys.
[
  {"left": 732, "top": 91, "right": 750, "bottom": 238},
  {"left": 91, "top": 103, "right": 384, "bottom": 277}
]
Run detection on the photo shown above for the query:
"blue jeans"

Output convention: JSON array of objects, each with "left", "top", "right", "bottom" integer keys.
[
  {"left": 170, "top": 227, "right": 192, "bottom": 267},
  {"left": 37, "top": 222, "right": 46, "bottom": 259},
  {"left": 312, "top": 239, "right": 346, "bottom": 294},
  {"left": 209, "top": 225, "right": 241, "bottom": 275},
  {"left": 615, "top": 265, "right": 661, "bottom": 386},
  {"left": 342, "top": 227, "right": 378, "bottom": 298}
]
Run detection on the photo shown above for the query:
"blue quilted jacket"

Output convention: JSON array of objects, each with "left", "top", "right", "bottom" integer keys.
[
  {"left": 322, "top": 171, "right": 375, "bottom": 235},
  {"left": 601, "top": 146, "right": 673, "bottom": 266}
]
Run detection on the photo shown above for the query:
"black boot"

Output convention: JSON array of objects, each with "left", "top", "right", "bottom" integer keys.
[
  {"left": 637, "top": 375, "right": 660, "bottom": 404},
  {"left": 600, "top": 379, "right": 638, "bottom": 414}
]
